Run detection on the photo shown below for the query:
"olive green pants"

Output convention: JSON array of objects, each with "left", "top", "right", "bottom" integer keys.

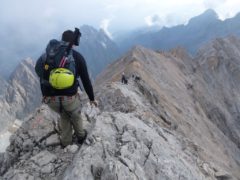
[{"left": 45, "top": 94, "right": 85, "bottom": 146}]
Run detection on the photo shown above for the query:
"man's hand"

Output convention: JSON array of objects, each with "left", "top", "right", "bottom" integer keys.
[{"left": 90, "top": 100, "right": 98, "bottom": 107}]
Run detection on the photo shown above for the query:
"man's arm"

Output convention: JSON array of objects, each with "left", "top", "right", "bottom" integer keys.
[{"left": 74, "top": 51, "right": 95, "bottom": 101}]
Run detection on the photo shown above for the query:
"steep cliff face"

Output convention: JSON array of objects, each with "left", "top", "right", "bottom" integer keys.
[
  {"left": 77, "top": 25, "right": 120, "bottom": 78},
  {"left": 6, "top": 58, "right": 41, "bottom": 119},
  {"left": 97, "top": 43, "right": 240, "bottom": 178},
  {"left": 1, "top": 36, "right": 240, "bottom": 179},
  {"left": 0, "top": 75, "right": 8, "bottom": 96},
  {"left": 1, "top": 82, "right": 226, "bottom": 180},
  {"left": 193, "top": 36, "right": 240, "bottom": 150},
  {"left": 0, "top": 76, "right": 10, "bottom": 132},
  {"left": 0, "top": 58, "right": 41, "bottom": 151}
]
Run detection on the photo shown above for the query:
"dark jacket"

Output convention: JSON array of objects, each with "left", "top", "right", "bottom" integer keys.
[{"left": 35, "top": 49, "right": 94, "bottom": 101}]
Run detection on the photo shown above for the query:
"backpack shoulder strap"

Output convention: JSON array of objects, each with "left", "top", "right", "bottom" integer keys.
[{"left": 42, "top": 53, "right": 47, "bottom": 63}]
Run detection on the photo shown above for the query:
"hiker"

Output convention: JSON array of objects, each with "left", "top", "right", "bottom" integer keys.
[
  {"left": 121, "top": 72, "right": 128, "bottom": 84},
  {"left": 35, "top": 28, "right": 97, "bottom": 148},
  {"left": 134, "top": 75, "right": 141, "bottom": 82},
  {"left": 131, "top": 73, "right": 141, "bottom": 82}
]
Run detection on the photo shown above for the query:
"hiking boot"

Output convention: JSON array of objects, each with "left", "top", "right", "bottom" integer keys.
[
  {"left": 60, "top": 143, "right": 67, "bottom": 149},
  {"left": 60, "top": 142, "right": 72, "bottom": 149},
  {"left": 78, "top": 130, "right": 88, "bottom": 144}
]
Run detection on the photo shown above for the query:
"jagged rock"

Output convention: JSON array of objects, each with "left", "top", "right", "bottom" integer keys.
[
  {"left": 6, "top": 58, "right": 41, "bottom": 119},
  {"left": 63, "top": 107, "right": 206, "bottom": 180},
  {"left": 64, "top": 145, "right": 79, "bottom": 154},
  {"left": 0, "top": 109, "right": 78, "bottom": 179},
  {"left": 22, "top": 139, "right": 34, "bottom": 152},
  {"left": 31, "top": 150, "right": 57, "bottom": 167},
  {"left": 215, "top": 171, "right": 232, "bottom": 180},
  {"left": 0, "top": 75, "right": 8, "bottom": 96},
  {"left": 1, "top": 36, "right": 240, "bottom": 179},
  {"left": 97, "top": 85, "right": 136, "bottom": 113},
  {"left": 0, "top": 58, "right": 42, "bottom": 152},
  {"left": 6, "top": 171, "right": 35, "bottom": 180},
  {"left": 45, "top": 134, "right": 60, "bottom": 147}
]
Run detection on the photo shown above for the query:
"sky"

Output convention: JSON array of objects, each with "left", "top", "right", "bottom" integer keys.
[
  {"left": 1, "top": 0, "right": 240, "bottom": 38},
  {"left": 0, "top": 0, "right": 240, "bottom": 77}
]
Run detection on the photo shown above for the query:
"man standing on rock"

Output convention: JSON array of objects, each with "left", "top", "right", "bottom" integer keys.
[
  {"left": 121, "top": 72, "right": 128, "bottom": 84},
  {"left": 35, "top": 28, "right": 97, "bottom": 148}
]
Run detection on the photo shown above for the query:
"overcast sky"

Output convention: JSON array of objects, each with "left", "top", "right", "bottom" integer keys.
[
  {"left": 1, "top": 0, "right": 240, "bottom": 38},
  {"left": 0, "top": 0, "right": 240, "bottom": 77}
]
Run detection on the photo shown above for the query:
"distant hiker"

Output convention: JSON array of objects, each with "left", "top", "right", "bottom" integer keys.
[
  {"left": 134, "top": 75, "right": 141, "bottom": 82},
  {"left": 121, "top": 72, "right": 128, "bottom": 84},
  {"left": 131, "top": 74, "right": 141, "bottom": 82},
  {"left": 35, "top": 28, "right": 97, "bottom": 148}
]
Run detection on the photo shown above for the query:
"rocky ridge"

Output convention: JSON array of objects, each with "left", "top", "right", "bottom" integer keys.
[
  {"left": 118, "top": 9, "right": 240, "bottom": 54},
  {"left": 0, "top": 58, "right": 41, "bottom": 150},
  {"left": 6, "top": 58, "right": 41, "bottom": 119},
  {"left": 0, "top": 75, "right": 8, "bottom": 96},
  {"left": 1, "top": 36, "right": 240, "bottom": 179},
  {"left": 192, "top": 36, "right": 240, "bottom": 149},
  {"left": 1, "top": 81, "right": 231, "bottom": 180}
]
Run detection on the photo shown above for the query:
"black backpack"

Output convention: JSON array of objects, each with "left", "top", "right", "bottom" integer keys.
[
  {"left": 38, "top": 28, "right": 81, "bottom": 89},
  {"left": 42, "top": 39, "right": 76, "bottom": 89}
]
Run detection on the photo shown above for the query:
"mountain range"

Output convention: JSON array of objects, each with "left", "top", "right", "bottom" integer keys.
[
  {"left": 1, "top": 9, "right": 240, "bottom": 80},
  {"left": 0, "top": 25, "right": 120, "bottom": 79},
  {"left": 0, "top": 59, "right": 41, "bottom": 150},
  {"left": 0, "top": 35, "right": 240, "bottom": 179},
  {"left": 77, "top": 25, "right": 120, "bottom": 79},
  {"left": 0, "top": 8, "right": 240, "bottom": 179},
  {"left": 117, "top": 9, "right": 240, "bottom": 54}
]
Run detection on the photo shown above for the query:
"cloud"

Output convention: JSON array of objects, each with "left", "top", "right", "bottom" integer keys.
[
  {"left": 144, "top": 15, "right": 163, "bottom": 26},
  {"left": 0, "top": 0, "right": 239, "bottom": 34},
  {"left": 0, "top": 0, "right": 240, "bottom": 77},
  {"left": 144, "top": 16, "right": 154, "bottom": 26},
  {"left": 100, "top": 19, "right": 113, "bottom": 39},
  {"left": 203, "top": 0, "right": 227, "bottom": 9},
  {"left": 201, "top": 0, "right": 240, "bottom": 20}
]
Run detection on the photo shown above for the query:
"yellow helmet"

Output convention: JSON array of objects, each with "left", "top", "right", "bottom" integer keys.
[{"left": 49, "top": 68, "right": 74, "bottom": 89}]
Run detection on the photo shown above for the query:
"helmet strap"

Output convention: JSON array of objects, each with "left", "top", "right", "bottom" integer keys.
[{"left": 59, "top": 56, "right": 67, "bottom": 68}]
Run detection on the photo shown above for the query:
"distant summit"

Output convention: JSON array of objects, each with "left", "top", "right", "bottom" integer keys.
[
  {"left": 118, "top": 9, "right": 240, "bottom": 54},
  {"left": 0, "top": 25, "right": 120, "bottom": 80},
  {"left": 202, "top": 8, "right": 218, "bottom": 16},
  {"left": 77, "top": 25, "right": 120, "bottom": 79},
  {"left": 188, "top": 9, "right": 219, "bottom": 25}
]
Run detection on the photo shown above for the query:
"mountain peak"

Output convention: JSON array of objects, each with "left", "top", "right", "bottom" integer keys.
[
  {"left": 202, "top": 9, "right": 218, "bottom": 17},
  {"left": 188, "top": 9, "right": 219, "bottom": 25},
  {"left": 80, "top": 25, "right": 98, "bottom": 35},
  {"left": 169, "top": 47, "right": 192, "bottom": 60},
  {"left": 20, "top": 58, "right": 34, "bottom": 67},
  {"left": 235, "top": 12, "right": 240, "bottom": 18},
  {"left": 131, "top": 45, "right": 148, "bottom": 52},
  {"left": 197, "top": 36, "right": 240, "bottom": 59},
  {"left": 9, "top": 58, "right": 34, "bottom": 80}
]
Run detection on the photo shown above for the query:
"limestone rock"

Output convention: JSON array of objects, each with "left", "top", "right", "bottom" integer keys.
[
  {"left": 0, "top": 58, "right": 42, "bottom": 151},
  {"left": 1, "top": 36, "right": 240, "bottom": 179}
]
